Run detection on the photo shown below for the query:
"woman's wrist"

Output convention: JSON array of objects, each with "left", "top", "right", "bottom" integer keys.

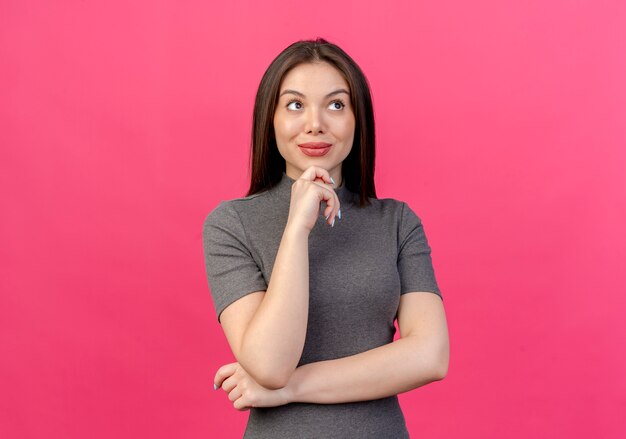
[
  {"left": 281, "top": 369, "right": 301, "bottom": 404},
  {"left": 283, "top": 222, "right": 310, "bottom": 240}
]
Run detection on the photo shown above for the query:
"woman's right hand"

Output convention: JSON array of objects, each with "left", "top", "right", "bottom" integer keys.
[{"left": 285, "top": 165, "right": 340, "bottom": 233}]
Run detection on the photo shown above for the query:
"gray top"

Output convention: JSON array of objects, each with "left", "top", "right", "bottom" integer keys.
[{"left": 202, "top": 172, "right": 442, "bottom": 438}]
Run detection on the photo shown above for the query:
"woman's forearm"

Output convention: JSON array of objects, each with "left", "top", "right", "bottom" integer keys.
[
  {"left": 284, "top": 335, "right": 448, "bottom": 404},
  {"left": 239, "top": 225, "right": 310, "bottom": 389}
]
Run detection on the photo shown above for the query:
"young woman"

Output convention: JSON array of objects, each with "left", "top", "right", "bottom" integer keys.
[{"left": 202, "top": 38, "right": 449, "bottom": 438}]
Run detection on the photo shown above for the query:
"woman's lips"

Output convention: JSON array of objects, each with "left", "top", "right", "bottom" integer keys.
[{"left": 298, "top": 142, "right": 332, "bottom": 157}]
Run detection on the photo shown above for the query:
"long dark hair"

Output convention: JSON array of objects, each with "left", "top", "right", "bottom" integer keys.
[{"left": 246, "top": 37, "right": 377, "bottom": 207}]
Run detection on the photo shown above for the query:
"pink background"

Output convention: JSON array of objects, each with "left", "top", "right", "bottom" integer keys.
[{"left": 2, "top": 1, "right": 625, "bottom": 438}]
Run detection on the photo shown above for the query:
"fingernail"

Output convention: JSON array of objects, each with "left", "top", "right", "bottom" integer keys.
[
  {"left": 330, "top": 177, "right": 336, "bottom": 185},
  {"left": 331, "top": 217, "right": 335, "bottom": 227},
  {"left": 213, "top": 383, "right": 218, "bottom": 391},
  {"left": 325, "top": 213, "right": 330, "bottom": 220},
  {"left": 338, "top": 209, "right": 342, "bottom": 220}
]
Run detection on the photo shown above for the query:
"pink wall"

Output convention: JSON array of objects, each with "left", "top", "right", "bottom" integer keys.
[{"left": 1, "top": 1, "right": 625, "bottom": 438}]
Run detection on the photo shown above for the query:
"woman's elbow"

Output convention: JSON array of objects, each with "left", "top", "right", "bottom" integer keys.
[
  {"left": 431, "top": 343, "right": 450, "bottom": 380},
  {"left": 246, "top": 364, "right": 293, "bottom": 390},
  {"left": 255, "top": 372, "right": 291, "bottom": 390},
  {"left": 432, "top": 360, "right": 448, "bottom": 381}
]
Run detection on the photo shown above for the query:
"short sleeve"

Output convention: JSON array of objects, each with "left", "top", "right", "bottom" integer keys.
[
  {"left": 397, "top": 202, "right": 442, "bottom": 300},
  {"left": 202, "top": 201, "right": 268, "bottom": 322}
]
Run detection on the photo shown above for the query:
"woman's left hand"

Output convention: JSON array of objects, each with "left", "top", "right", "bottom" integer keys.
[{"left": 213, "top": 362, "right": 292, "bottom": 411}]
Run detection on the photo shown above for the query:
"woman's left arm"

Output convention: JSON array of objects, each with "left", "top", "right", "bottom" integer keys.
[
  {"left": 286, "top": 291, "right": 448, "bottom": 404},
  {"left": 214, "top": 292, "right": 449, "bottom": 408}
]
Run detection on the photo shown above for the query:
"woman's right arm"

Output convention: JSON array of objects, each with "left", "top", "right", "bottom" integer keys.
[{"left": 218, "top": 166, "right": 340, "bottom": 390}]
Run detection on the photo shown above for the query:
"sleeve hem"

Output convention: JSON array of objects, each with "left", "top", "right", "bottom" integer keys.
[
  {"left": 216, "top": 284, "right": 268, "bottom": 323},
  {"left": 400, "top": 289, "right": 443, "bottom": 301}
]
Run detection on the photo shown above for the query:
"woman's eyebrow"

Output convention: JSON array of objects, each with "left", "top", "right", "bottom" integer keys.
[{"left": 279, "top": 88, "right": 350, "bottom": 98}]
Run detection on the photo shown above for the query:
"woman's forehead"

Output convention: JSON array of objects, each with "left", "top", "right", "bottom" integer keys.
[{"left": 279, "top": 62, "right": 349, "bottom": 94}]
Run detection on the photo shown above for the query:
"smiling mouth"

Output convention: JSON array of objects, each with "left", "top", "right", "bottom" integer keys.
[
  {"left": 298, "top": 144, "right": 332, "bottom": 157},
  {"left": 298, "top": 142, "right": 332, "bottom": 148}
]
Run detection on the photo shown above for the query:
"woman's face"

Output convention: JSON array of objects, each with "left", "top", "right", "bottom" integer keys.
[{"left": 273, "top": 62, "right": 355, "bottom": 183}]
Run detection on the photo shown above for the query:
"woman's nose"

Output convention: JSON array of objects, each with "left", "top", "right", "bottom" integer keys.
[{"left": 304, "top": 108, "right": 324, "bottom": 134}]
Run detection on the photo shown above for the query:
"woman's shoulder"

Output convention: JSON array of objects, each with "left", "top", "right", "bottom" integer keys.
[
  {"left": 364, "top": 195, "right": 409, "bottom": 213},
  {"left": 202, "top": 190, "right": 273, "bottom": 229},
  {"left": 362, "top": 195, "right": 426, "bottom": 226},
  {"left": 370, "top": 194, "right": 404, "bottom": 206}
]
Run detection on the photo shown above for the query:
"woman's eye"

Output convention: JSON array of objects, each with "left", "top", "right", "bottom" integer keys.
[
  {"left": 329, "top": 100, "right": 345, "bottom": 110},
  {"left": 287, "top": 101, "right": 302, "bottom": 110}
]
